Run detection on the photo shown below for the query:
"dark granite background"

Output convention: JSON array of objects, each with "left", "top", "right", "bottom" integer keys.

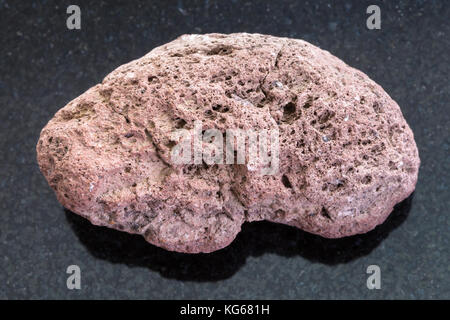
[{"left": 0, "top": 0, "right": 448, "bottom": 299}]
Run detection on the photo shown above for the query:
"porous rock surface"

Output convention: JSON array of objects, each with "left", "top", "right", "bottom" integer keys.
[{"left": 37, "top": 33, "right": 420, "bottom": 253}]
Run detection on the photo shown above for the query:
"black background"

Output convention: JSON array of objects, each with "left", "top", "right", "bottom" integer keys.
[{"left": 0, "top": 0, "right": 448, "bottom": 299}]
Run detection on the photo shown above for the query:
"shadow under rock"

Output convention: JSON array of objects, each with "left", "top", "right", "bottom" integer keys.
[{"left": 65, "top": 194, "right": 413, "bottom": 282}]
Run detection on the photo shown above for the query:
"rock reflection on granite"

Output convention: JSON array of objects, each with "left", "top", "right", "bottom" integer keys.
[{"left": 65, "top": 195, "right": 412, "bottom": 282}]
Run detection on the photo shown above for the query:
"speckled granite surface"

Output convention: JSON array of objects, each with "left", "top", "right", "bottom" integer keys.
[{"left": 0, "top": 0, "right": 448, "bottom": 299}]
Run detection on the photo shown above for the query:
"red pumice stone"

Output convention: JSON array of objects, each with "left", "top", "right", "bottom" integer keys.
[{"left": 36, "top": 33, "right": 420, "bottom": 253}]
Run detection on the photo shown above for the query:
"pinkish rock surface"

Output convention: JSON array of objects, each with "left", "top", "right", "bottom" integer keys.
[{"left": 36, "top": 33, "right": 420, "bottom": 253}]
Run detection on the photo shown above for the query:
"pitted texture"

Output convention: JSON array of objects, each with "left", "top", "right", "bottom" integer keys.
[{"left": 36, "top": 33, "right": 419, "bottom": 253}]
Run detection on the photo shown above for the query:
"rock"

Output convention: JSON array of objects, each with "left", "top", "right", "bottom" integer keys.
[{"left": 36, "top": 33, "right": 420, "bottom": 253}]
